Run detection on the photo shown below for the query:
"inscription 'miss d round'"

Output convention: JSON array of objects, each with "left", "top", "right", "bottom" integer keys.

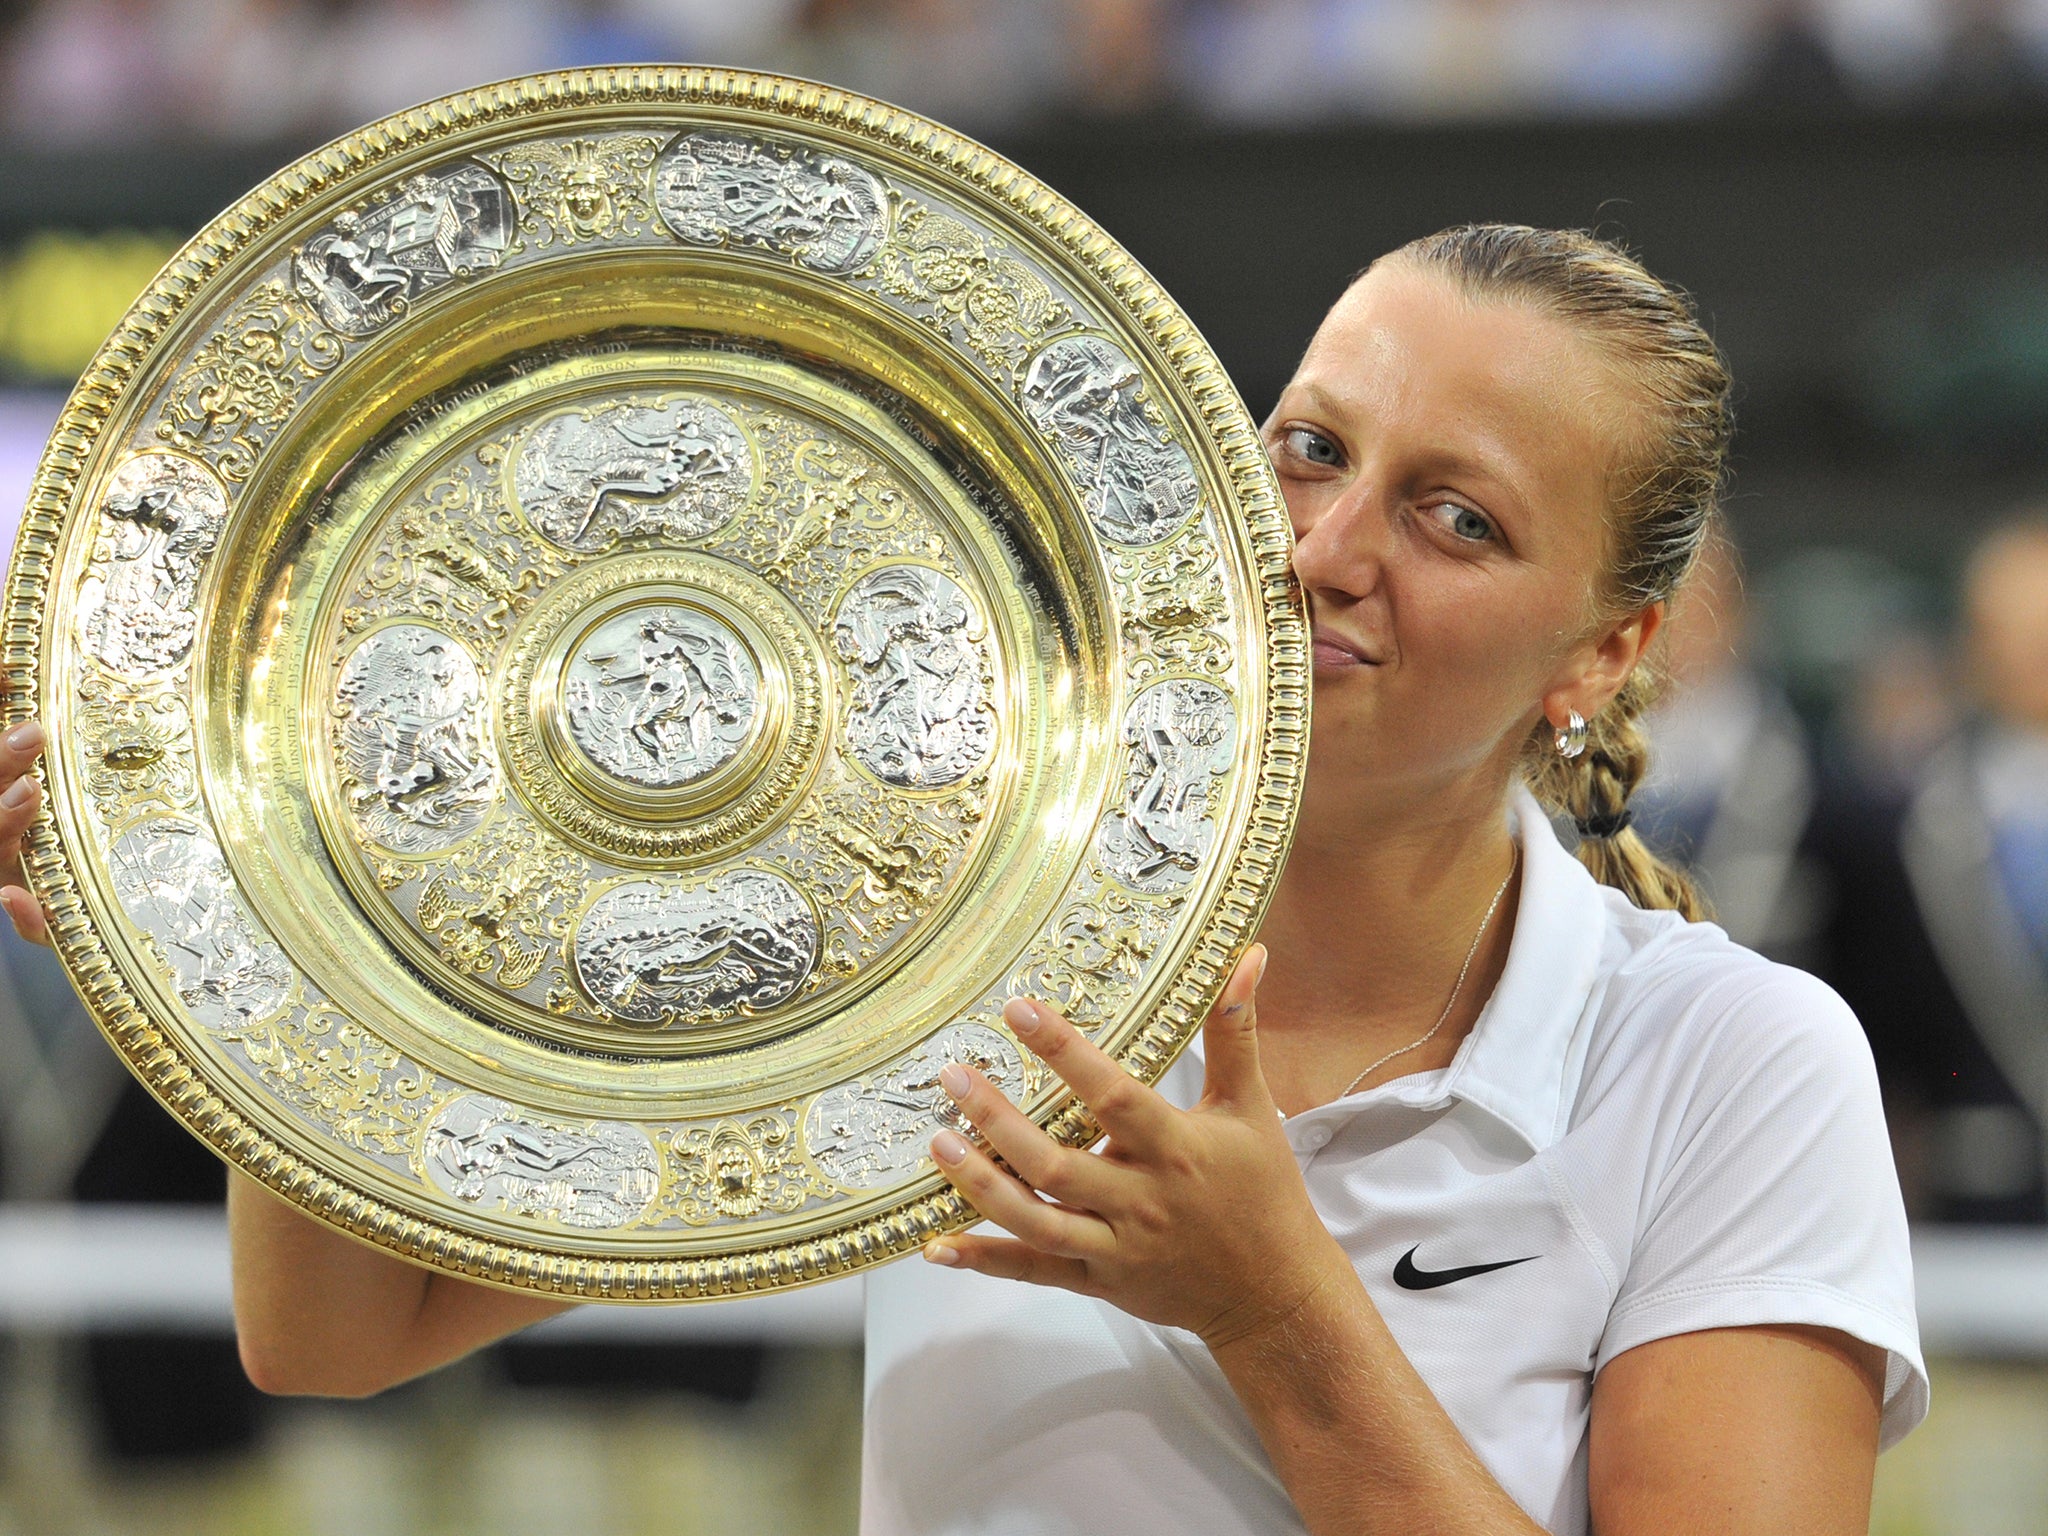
[{"left": 564, "top": 605, "right": 759, "bottom": 789}]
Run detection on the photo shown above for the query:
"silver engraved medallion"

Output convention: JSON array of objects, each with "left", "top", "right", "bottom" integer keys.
[
  {"left": 511, "top": 394, "right": 753, "bottom": 551},
  {"left": 653, "top": 131, "right": 888, "bottom": 275},
  {"left": 564, "top": 605, "right": 757, "bottom": 788},
  {"left": 832, "top": 565, "right": 993, "bottom": 789},
  {"left": 1097, "top": 678, "right": 1236, "bottom": 893},
  {"left": 75, "top": 454, "right": 227, "bottom": 677},
  {"left": 293, "top": 165, "right": 513, "bottom": 336},
  {"left": 574, "top": 869, "right": 819, "bottom": 1027},
  {"left": 108, "top": 817, "right": 293, "bottom": 1030},
  {"left": 334, "top": 624, "right": 497, "bottom": 855},
  {"left": 1020, "top": 335, "right": 1201, "bottom": 547},
  {"left": 802, "top": 1023, "right": 1027, "bottom": 1190},
  {"left": 422, "top": 1094, "right": 659, "bottom": 1229}
]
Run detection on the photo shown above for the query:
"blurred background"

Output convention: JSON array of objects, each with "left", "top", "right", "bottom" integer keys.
[{"left": 3, "top": 1, "right": 2048, "bottom": 1533}]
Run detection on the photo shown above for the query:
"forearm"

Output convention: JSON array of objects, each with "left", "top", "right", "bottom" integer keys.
[
  {"left": 228, "top": 1172, "right": 569, "bottom": 1396},
  {"left": 1209, "top": 1269, "right": 1544, "bottom": 1536}
]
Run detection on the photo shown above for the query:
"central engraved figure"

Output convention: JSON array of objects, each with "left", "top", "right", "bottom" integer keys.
[{"left": 564, "top": 606, "right": 758, "bottom": 789}]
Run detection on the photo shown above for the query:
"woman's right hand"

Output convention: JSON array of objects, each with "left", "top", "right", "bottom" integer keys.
[{"left": 0, "top": 717, "right": 49, "bottom": 945}]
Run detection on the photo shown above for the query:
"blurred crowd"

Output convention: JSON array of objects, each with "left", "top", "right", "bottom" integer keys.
[
  {"left": 5, "top": 0, "right": 2048, "bottom": 145},
  {"left": 1635, "top": 511, "right": 2048, "bottom": 1228}
]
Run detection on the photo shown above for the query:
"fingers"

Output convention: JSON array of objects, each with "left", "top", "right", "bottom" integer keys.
[
  {"left": 1198, "top": 944, "right": 1273, "bottom": 1113},
  {"left": 937, "top": 1062, "right": 1127, "bottom": 1213},
  {"left": 0, "top": 719, "right": 47, "bottom": 788},
  {"left": 999, "top": 995, "right": 1174, "bottom": 1155},
  {"left": 922, "top": 1232, "right": 1094, "bottom": 1293},
  {"left": 1, "top": 887, "right": 49, "bottom": 947},
  {"left": 929, "top": 1127, "right": 1112, "bottom": 1261}
]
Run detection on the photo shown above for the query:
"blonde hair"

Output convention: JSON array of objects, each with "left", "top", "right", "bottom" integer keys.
[{"left": 1391, "top": 224, "right": 1731, "bottom": 920}]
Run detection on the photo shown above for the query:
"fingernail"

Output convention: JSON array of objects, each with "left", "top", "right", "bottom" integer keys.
[
  {"left": 1, "top": 778, "right": 33, "bottom": 809},
  {"left": 938, "top": 1062, "right": 971, "bottom": 1099},
  {"left": 923, "top": 1241, "right": 959, "bottom": 1266},
  {"left": 1251, "top": 944, "right": 1269, "bottom": 990},
  {"left": 5, "top": 722, "right": 42, "bottom": 753},
  {"left": 1002, "top": 998, "right": 1042, "bottom": 1035},
  {"left": 931, "top": 1129, "right": 970, "bottom": 1165}
]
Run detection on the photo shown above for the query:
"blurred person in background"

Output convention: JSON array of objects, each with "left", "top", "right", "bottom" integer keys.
[
  {"left": 1820, "top": 511, "right": 2048, "bottom": 1225},
  {"left": 1632, "top": 529, "right": 1825, "bottom": 968}
]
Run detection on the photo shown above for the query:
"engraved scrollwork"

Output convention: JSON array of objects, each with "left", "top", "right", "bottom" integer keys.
[
  {"left": 107, "top": 817, "right": 293, "bottom": 1031},
  {"left": 658, "top": 1112, "right": 830, "bottom": 1225},
  {"left": 333, "top": 624, "right": 498, "bottom": 855},
  {"left": 564, "top": 605, "right": 758, "bottom": 788},
  {"left": 77, "top": 690, "right": 200, "bottom": 832},
  {"left": 757, "top": 437, "right": 904, "bottom": 586},
  {"left": 832, "top": 564, "right": 994, "bottom": 790},
  {"left": 293, "top": 165, "right": 514, "bottom": 336},
  {"left": 406, "top": 812, "right": 586, "bottom": 998},
  {"left": 1010, "top": 882, "right": 1182, "bottom": 1032},
  {"left": 221, "top": 989, "right": 438, "bottom": 1159},
  {"left": 1113, "top": 526, "right": 1232, "bottom": 682},
  {"left": 867, "top": 201, "right": 1072, "bottom": 371},
  {"left": 153, "top": 279, "right": 343, "bottom": 482},
  {"left": 1020, "top": 334, "right": 1201, "bottom": 548},
  {"left": 1097, "top": 677, "right": 1236, "bottom": 893},
  {"left": 351, "top": 463, "right": 557, "bottom": 642},
  {"left": 421, "top": 1094, "right": 659, "bottom": 1230},
  {"left": 511, "top": 394, "right": 754, "bottom": 551},
  {"left": 653, "top": 130, "right": 888, "bottom": 274},
  {"left": 802, "top": 1023, "right": 1027, "bottom": 1191},
  {"left": 482, "top": 134, "right": 665, "bottom": 248},
  {"left": 573, "top": 869, "right": 819, "bottom": 1028},
  {"left": 74, "top": 453, "right": 227, "bottom": 677}
]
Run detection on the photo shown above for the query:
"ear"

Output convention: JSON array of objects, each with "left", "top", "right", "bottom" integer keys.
[{"left": 1542, "top": 601, "right": 1664, "bottom": 731}]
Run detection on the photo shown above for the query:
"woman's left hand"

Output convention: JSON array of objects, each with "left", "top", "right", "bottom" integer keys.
[{"left": 924, "top": 944, "right": 1353, "bottom": 1352}]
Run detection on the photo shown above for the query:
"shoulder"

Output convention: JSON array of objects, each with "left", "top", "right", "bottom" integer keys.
[{"left": 1578, "top": 891, "right": 1879, "bottom": 1126}]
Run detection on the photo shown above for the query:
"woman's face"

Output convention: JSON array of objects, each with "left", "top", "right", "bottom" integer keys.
[{"left": 1263, "top": 260, "right": 1656, "bottom": 808}]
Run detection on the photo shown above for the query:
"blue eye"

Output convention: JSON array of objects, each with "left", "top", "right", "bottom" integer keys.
[
  {"left": 1284, "top": 427, "right": 1341, "bottom": 466},
  {"left": 1435, "top": 503, "right": 1494, "bottom": 543}
]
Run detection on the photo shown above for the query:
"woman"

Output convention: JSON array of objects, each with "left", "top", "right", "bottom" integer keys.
[{"left": 0, "top": 225, "right": 1922, "bottom": 1534}]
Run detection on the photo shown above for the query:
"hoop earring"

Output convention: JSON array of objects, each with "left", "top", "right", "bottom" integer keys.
[{"left": 1554, "top": 709, "right": 1587, "bottom": 759}]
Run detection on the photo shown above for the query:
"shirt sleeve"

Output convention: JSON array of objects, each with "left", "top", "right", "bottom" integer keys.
[{"left": 1595, "top": 964, "right": 1929, "bottom": 1449}]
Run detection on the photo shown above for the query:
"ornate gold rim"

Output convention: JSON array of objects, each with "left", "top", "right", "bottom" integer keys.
[{"left": 6, "top": 66, "right": 1307, "bottom": 1300}]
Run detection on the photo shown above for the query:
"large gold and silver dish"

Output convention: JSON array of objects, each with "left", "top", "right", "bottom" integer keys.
[{"left": 7, "top": 69, "right": 1306, "bottom": 1299}]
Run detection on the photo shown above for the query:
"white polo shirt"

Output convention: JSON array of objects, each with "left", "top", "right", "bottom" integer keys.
[{"left": 860, "top": 786, "right": 1927, "bottom": 1536}]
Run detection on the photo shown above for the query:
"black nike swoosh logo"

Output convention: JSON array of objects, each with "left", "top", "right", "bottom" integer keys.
[{"left": 1392, "top": 1245, "right": 1539, "bottom": 1291}]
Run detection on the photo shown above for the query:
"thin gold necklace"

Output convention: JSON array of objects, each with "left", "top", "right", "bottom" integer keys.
[{"left": 1333, "top": 852, "right": 1518, "bottom": 1101}]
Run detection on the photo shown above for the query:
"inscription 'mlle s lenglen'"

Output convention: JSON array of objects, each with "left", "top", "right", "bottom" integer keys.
[
  {"left": 1020, "top": 335, "right": 1201, "bottom": 547},
  {"left": 832, "top": 565, "right": 993, "bottom": 790},
  {"left": 803, "top": 1023, "right": 1027, "bottom": 1189},
  {"left": 512, "top": 395, "right": 753, "bottom": 551},
  {"left": 422, "top": 1094, "right": 658, "bottom": 1230},
  {"left": 333, "top": 624, "right": 497, "bottom": 855},
  {"left": 294, "top": 164, "right": 514, "bottom": 336},
  {"left": 574, "top": 870, "right": 819, "bottom": 1028},
  {"left": 564, "top": 605, "right": 758, "bottom": 788},
  {"left": 654, "top": 130, "right": 888, "bottom": 275},
  {"left": 108, "top": 818, "right": 293, "bottom": 1031},
  {"left": 75, "top": 453, "right": 227, "bottom": 677},
  {"left": 1097, "top": 678, "right": 1236, "bottom": 893}
]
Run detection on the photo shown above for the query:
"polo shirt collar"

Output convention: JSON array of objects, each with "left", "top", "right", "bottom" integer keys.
[{"left": 1337, "top": 783, "right": 1610, "bottom": 1155}]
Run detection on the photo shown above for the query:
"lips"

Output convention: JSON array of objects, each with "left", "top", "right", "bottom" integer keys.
[{"left": 1311, "top": 625, "right": 1378, "bottom": 668}]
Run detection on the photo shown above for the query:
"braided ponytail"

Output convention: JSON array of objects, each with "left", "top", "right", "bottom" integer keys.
[{"left": 1395, "top": 224, "right": 1728, "bottom": 920}]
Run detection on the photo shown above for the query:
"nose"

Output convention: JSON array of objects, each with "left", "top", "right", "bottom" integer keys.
[{"left": 1287, "top": 478, "right": 1387, "bottom": 602}]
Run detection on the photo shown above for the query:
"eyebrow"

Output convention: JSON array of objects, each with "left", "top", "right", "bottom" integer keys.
[{"left": 1272, "top": 375, "right": 1539, "bottom": 526}]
